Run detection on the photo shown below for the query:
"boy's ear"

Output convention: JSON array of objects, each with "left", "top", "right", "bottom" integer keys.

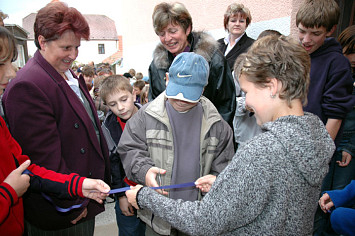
[{"left": 326, "top": 25, "right": 337, "bottom": 37}]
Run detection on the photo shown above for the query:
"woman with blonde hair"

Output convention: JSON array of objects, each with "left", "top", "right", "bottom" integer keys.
[{"left": 218, "top": 3, "right": 255, "bottom": 71}]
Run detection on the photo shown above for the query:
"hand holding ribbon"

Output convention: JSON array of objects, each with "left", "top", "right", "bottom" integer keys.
[
  {"left": 82, "top": 178, "right": 110, "bottom": 204},
  {"left": 145, "top": 167, "right": 168, "bottom": 195},
  {"left": 5, "top": 160, "right": 31, "bottom": 197},
  {"left": 195, "top": 174, "right": 216, "bottom": 193},
  {"left": 126, "top": 185, "right": 143, "bottom": 209},
  {"left": 319, "top": 193, "right": 334, "bottom": 213}
]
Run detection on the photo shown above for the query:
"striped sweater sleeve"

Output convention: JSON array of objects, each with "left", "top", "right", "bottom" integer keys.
[
  {"left": 0, "top": 182, "right": 18, "bottom": 224},
  {"left": 27, "top": 163, "right": 86, "bottom": 198}
]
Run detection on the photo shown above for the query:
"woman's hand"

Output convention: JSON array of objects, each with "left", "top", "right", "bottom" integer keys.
[
  {"left": 126, "top": 185, "right": 144, "bottom": 209},
  {"left": 119, "top": 196, "right": 135, "bottom": 216},
  {"left": 4, "top": 160, "right": 31, "bottom": 197},
  {"left": 82, "top": 178, "right": 110, "bottom": 204},
  {"left": 195, "top": 174, "right": 216, "bottom": 193},
  {"left": 319, "top": 193, "right": 334, "bottom": 213}
]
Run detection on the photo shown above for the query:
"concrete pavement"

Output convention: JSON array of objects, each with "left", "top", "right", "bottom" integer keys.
[{"left": 94, "top": 200, "right": 118, "bottom": 236}]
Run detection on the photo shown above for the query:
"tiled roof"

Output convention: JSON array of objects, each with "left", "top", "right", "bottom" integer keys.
[
  {"left": 85, "top": 15, "right": 118, "bottom": 40},
  {"left": 22, "top": 13, "right": 118, "bottom": 40},
  {"left": 102, "top": 50, "right": 123, "bottom": 65},
  {"left": 103, "top": 36, "right": 123, "bottom": 65}
]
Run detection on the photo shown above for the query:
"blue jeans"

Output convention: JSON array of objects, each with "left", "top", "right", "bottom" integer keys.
[{"left": 114, "top": 185, "right": 145, "bottom": 236}]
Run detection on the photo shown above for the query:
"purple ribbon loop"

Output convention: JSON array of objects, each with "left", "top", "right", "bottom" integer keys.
[
  {"left": 109, "top": 181, "right": 196, "bottom": 194},
  {"left": 23, "top": 168, "right": 88, "bottom": 213}
]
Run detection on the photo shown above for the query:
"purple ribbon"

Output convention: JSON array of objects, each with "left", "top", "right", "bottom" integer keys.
[
  {"left": 23, "top": 169, "right": 88, "bottom": 213},
  {"left": 109, "top": 182, "right": 196, "bottom": 194},
  {"left": 23, "top": 169, "right": 197, "bottom": 212}
]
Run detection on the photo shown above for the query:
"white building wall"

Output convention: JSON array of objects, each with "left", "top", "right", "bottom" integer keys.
[
  {"left": 26, "top": 40, "right": 118, "bottom": 65},
  {"left": 118, "top": 16, "right": 291, "bottom": 76},
  {"left": 77, "top": 40, "right": 118, "bottom": 65},
  {"left": 117, "top": 0, "right": 297, "bottom": 77}
]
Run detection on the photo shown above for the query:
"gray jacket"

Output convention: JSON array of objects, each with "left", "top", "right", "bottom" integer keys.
[
  {"left": 136, "top": 113, "right": 335, "bottom": 235},
  {"left": 118, "top": 93, "right": 235, "bottom": 235}
]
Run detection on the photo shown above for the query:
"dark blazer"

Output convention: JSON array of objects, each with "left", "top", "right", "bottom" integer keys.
[
  {"left": 218, "top": 33, "right": 255, "bottom": 71},
  {"left": 2, "top": 50, "right": 110, "bottom": 230}
]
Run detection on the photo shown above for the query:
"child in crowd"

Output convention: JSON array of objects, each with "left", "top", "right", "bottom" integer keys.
[
  {"left": 99, "top": 75, "right": 145, "bottom": 236},
  {"left": 296, "top": 0, "right": 353, "bottom": 143},
  {"left": 135, "top": 72, "right": 143, "bottom": 81},
  {"left": 118, "top": 52, "right": 235, "bottom": 235},
  {"left": 0, "top": 26, "right": 110, "bottom": 236},
  {"left": 133, "top": 80, "right": 146, "bottom": 104},
  {"left": 296, "top": 0, "right": 355, "bottom": 234},
  {"left": 93, "top": 75, "right": 110, "bottom": 123},
  {"left": 319, "top": 180, "right": 355, "bottom": 236},
  {"left": 140, "top": 85, "right": 149, "bottom": 105},
  {"left": 233, "top": 30, "right": 282, "bottom": 148},
  {"left": 81, "top": 64, "right": 96, "bottom": 92}
]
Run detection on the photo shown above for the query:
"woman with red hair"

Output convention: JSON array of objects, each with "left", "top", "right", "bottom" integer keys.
[{"left": 2, "top": 2, "right": 111, "bottom": 235}]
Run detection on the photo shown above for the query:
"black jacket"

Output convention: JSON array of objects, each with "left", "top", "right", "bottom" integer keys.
[
  {"left": 218, "top": 33, "right": 255, "bottom": 71},
  {"left": 148, "top": 31, "right": 236, "bottom": 127},
  {"left": 101, "top": 103, "right": 141, "bottom": 198}
]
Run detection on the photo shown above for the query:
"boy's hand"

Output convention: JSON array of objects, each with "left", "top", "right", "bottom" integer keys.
[
  {"left": 82, "top": 178, "right": 110, "bottom": 204},
  {"left": 71, "top": 207, "right": 87, "bottom": 224},
  {"left": 4, "top": 160, "right": 31, "bottom": 197},
  {"left": 337, "top": 151, "right": 352, "bottom": 167},
  {"left": 126, "top": 185, "right": 144, "bottom": 209},
  {"left": 145, "top": 167, "right": 168, "bottom": 195},
  {"left": 195, "top": 174, "right": 216, "bottom": 193},
  {"left": 119, "top": 196, "right": 134, "bottom": 216},
  {"left": 319, "top": 193, "right": 334, "bottom": 213}
]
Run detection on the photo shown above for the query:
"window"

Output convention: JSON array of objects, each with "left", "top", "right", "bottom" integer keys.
[
  {"left": 98, "top": 44, "right": 105, "bottom": 54},
  {"left": 16, "top": 44, "right": 25, "bottom": 68}
]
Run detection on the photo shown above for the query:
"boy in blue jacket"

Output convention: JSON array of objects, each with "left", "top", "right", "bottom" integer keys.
[
  {"left": 320, "top": 181, "right": 355, "bottom": 236},
  {"left": 100, "top": 75, "right": 145, "bottom": 236}
]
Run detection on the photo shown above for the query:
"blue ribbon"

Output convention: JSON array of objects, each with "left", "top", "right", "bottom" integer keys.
[
  {"left": 23, "top": 169, "right": 197, "bottom": 212},
  {"left": 22, "top": 169, "right": 88, "bottom": 213},
  {"left": 109, "top": 181, "right": 196, "bottom": 194}
]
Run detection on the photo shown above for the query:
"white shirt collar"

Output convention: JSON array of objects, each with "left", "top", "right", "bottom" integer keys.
[{"left": 223, "top": 32, "right": 245, "bottom": 45}]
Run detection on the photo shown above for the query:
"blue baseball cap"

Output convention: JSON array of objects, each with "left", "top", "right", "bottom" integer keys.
[{"left": 166, "top": 52, "right": 209, "bottom": 103}]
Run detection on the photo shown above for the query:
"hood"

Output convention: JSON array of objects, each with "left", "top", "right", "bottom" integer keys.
[
  {"left": 262, "top": 112, "right": 335, "bottom": 186},
  {"left": 311, "top": 37, "right": 343, "bottom": 58}
]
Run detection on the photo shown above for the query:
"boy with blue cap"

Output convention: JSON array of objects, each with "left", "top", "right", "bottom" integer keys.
[{"left": 118, "top": 52, "right": 234, "bottom": 236}]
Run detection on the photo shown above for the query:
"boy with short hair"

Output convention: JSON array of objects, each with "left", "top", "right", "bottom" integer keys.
[
  {"left": 296, "top": 0, "right": 355, "bottom": 234},
  {"left": 133, "top": 80, "right": 146, "bottom": 104},
  {"left": 99, "top": 75, "right": 145, "bottom": 236},
  {"left": 81, "top": 65, "right": 96, "bottom": 92},
  {"left": 296, "top": 0, "right": 353, "bottom": 143},
  {"left": 117, "top": 52, "right": 235, "bottom": 235}
]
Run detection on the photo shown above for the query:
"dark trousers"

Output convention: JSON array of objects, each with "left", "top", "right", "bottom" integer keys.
[
  {"left": 115, "top": 195, "right": 146, "bottom": 236},
  {"left": 25, "top": 218, "right": 95, "bottom": 236}
]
